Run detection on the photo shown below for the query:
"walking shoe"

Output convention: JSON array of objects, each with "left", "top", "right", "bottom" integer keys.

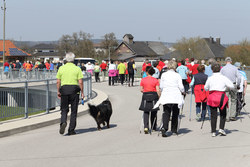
[
  {"left": 144, "top": 128, "right": 149, "bottom": 134},
  {"left": 66, "top": 131, "right": 77, "bottom": 136},
  {"left": 230, "top": 117, "right": 237, "bottom": 121},
  {"left": 196, "top": 114, "right": 201, "bottom": 121},
  {"left": 59, "top": 122, "right": 67, "bottom": 135},
  {"left": 219, "top": 129, "right": 226, "bottom": 136},
  {"left": 212, "top": 132, "right": 216, "bottom": 137},
  {"left": 161, "top": 129, "right": 168, "bottom": 137}
]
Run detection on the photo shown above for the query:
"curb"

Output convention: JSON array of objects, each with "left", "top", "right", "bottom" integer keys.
[{"left": 0, "top": 88, "right": 108, "bottom": 138}]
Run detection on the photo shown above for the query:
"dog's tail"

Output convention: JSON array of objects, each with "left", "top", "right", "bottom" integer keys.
[{"left": 88, "top": 103, "right": 99, "bottom": 118}]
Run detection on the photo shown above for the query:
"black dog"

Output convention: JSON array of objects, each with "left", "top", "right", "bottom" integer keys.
[{"left": 88, "top": 99, "right": 113, "bottom": 130}]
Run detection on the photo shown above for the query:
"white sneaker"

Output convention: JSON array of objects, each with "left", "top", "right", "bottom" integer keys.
[
  {"left": 212, "top": 132, "right": 216, "bottom": 137},
  {"left": 219, "top": 129, "right": 226, "bottom": 136}
]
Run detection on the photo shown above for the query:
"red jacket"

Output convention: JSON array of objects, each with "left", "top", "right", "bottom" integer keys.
[
  {"left": 207, "top": 91, "right": 228, "bottom": 110},
  {"left": 192, "top": 64, "right": 199, "bottom": 75}
]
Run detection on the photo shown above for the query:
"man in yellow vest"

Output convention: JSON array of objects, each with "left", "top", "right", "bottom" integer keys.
[{"left": 56, "top": 52, "right": 84, "bottom": 135}]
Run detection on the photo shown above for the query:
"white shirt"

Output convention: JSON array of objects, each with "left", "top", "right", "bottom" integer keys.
[
  {"left": 108, "top": 64, "right": 116, "bottom": 71},
  {"left": 86, "top": 64, "right": 94, "bottom": 70},
  {"left": 204, "top": 73, "right": 234, "bottom": 92},
  {"left": 154, "top": 70, "right": 184, "bottom": 109},
  {"left": 238, "top": 74, "right": 245, "bottom": 93}
]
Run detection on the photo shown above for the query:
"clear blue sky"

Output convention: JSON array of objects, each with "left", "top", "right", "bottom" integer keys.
[{"left": 1, "top": 0, "right": 250, "bottom": 44}]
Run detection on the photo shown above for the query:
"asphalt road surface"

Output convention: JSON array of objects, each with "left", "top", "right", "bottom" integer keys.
[{"left": 0, "top": 81, "right": 250, "bottom": 167}]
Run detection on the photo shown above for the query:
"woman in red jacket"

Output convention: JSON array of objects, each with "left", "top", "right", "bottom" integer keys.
[{"left": 190, "top": 65, "right": 209, "bottom": 121}]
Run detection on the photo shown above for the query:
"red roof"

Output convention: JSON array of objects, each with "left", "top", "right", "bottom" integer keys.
[{"left": 0, "top": 40, "right": 31, "bottom": 57}]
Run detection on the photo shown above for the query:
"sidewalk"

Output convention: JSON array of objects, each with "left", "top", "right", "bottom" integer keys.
[{"left": 0, "top": 88, "right": 108, "bottom": 138}]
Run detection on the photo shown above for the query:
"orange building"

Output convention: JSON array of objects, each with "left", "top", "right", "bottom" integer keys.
[{"left": 0, "top": 40, "right": 31, "bottom": 63}]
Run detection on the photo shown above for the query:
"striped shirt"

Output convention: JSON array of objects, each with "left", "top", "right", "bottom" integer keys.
[{"left": 220, "top": 63, "right": 241, "bottom": 86}]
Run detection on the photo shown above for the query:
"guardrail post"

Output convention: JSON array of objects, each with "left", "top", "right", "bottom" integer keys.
[
  {"left": 46, "top": 80, "right": 50, "bottom": 114},
  {"left": 24, "top": 81, "right": 28, "bottom": 118},
  {"left": 90, "top": 72, "right": 92, "bottom": 98}
]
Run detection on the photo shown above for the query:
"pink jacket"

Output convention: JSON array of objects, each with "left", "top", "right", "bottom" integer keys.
[{"left": 207, "top": 91, "right": 228, "bottom": 110}]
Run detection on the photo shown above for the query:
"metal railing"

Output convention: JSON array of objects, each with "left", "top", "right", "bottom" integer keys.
[
  {"left": 0, "top": 68, "right": 58, "bottom": 82},
  {"left": 0, "top": 72, "right": 93, "bottom": 120}
]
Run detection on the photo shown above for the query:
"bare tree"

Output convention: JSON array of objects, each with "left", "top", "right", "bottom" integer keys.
[{"left": 173, "top": 37, "right": 207, "bottom": 60}]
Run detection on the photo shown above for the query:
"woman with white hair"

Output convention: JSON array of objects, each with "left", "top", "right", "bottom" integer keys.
[
  {"left": 86, "top": 62, "right": 94, "bottom": 75},
  {"left": 154, "top": 60, "right": 185, "bottom": 137}
]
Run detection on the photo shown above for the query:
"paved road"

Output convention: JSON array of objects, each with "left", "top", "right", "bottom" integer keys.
[{"left": 0, "top": 82, "right": 250, "bottom": 167}]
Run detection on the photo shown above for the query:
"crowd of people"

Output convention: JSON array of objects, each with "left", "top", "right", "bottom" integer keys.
[
  {"left": 3, "top": 59, "right": 63, "bottom": 78},
  {"left": 139, "top": 57, "right": 248, "bottom": 137}
]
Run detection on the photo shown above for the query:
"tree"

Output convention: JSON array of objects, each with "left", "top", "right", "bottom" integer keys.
[
  {"left": 58, "top": 31, "right": 95, "bottom": 58},
  {"left": 101, "top": 32, "right": 119, "bottom": 60},
  {"left": 225, "top": 39, "right": 250, "bottom": 65},
  {"left": 173, "top": 37, "right": 207, "bottom": 60}
]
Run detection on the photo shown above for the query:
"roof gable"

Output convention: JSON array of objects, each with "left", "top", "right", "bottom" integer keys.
[{"left": 0, "top": 40, "right": 31, "bottom": 57}]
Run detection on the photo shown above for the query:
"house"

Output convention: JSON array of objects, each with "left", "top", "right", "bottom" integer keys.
[
  {"left": 93, "top": 43, "right": 106, "bottom": 53},
  {"left": 202, "top": 37, "right": 225, "bottom": 61},
  {"left": 160, "top": 37, "right": 226, "bottom": 61},
  {"left": 32, "top": 43, "right": 61, "bottom": 62},
  {"left": 0, "top": 40, "right": 31, "bottom": 63},
  {"left": 115, "top": 34, "right": 169, "bottom": 62}
]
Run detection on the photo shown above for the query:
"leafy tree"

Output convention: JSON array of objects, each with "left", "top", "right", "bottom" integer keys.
[{"left": 225, "top": 39, "right": 250, "bottom": 65}]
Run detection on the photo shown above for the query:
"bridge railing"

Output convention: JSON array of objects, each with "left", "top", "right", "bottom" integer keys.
[
  {"left": 0, "top": 68, "right": 58, "bottom": 82},
  {"left": 0, "top": 72, "right": 92, "bottom": 121}
]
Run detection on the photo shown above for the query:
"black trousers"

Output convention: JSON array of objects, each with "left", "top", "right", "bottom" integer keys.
[
  {"left": 182, "top": 80, "right": 189, "bottom": 93},
  {"left": 162, "top": 104, "right": 179, "bottom": 133},
  {"left": 144, "top": 111, "right": 157, "bottom": 129},
  {"left": 94, "top": 72, "right": 100, "bottom": 82},
  {"left": 210, "top": 106, "right": 227, "bottom": 133},
  {"left": 120, "top": 74, "right": 125, "bottom": 85},
  {"left": 128, "top": 73, "right": 134, "bottom": 85},
  {"left": 236, "top": 92, "right": 243, "bottom": 116},
  {"left": 60, "top": 93, "right": 79, "bottom": 133},
  {"left": 109, "top": 76, "right": 115, "bottom": 85}
]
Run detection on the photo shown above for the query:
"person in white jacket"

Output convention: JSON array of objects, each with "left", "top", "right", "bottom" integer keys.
[
  {"left": 204, "top": 63, "right": 234, "bottom": 137},
  {"left": 155, "top": 60, "right": 185, "bottom": 137}
]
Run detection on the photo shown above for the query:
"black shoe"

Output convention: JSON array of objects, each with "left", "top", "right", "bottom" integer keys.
[
  {"left": 59, "top": 122, "right": 67, "bottom": 135},
  {"left": 161, "top": 129, "right": 168, "bottom": 137},
  {"left": 66, "top": 131, "right": 77, "bottom": 136}
]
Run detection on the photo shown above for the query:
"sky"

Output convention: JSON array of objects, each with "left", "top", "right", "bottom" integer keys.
[{"left": 0, "top": 0, "right": 250, "bottom": 44}]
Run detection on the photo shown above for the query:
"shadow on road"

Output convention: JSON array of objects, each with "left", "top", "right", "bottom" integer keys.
[
  {"left": 76, "top": 124, "right": 117, "bottom": 135},
  {"left": 178, "top": 128, "right": 192, "bottom": 135}
]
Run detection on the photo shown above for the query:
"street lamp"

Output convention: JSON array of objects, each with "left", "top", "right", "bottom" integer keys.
[{"left": 1, "top": 0, "right": 6, "bottom": 67}]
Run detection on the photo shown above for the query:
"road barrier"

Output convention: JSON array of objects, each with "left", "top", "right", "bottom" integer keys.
[{"left": 0, "top": 72, "right": 92, "bottom": 120}]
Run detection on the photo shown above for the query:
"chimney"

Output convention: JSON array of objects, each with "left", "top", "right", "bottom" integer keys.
[
  {"left": 123, "top": 34, "right": 134, "bottom": 44},
  {"left": 216, "top": 38, "right": 221, "bottom": 45},
  {"left": 209, "top": 36, "right": 214, "bottom": 43}
]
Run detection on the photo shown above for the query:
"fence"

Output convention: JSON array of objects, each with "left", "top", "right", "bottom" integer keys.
[
  {"left": 0, "top": 68, "right": 58, "bottom": 82},
  {"left": 0, "top": 72, "right": 93, "bottom": 120}
]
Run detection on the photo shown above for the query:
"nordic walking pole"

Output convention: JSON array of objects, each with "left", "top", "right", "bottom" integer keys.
[
  {"left": 189, "top": 88, "right": 193, "bottom": 121},
  {"left": 139, "top": 113, "right": 144, "bottom": 133},
  {"left": 178, "top": 94, "right": 185, "bottom": 132},
  {"left": 200, "top": 109, "right": 207, "bottom": 129}
]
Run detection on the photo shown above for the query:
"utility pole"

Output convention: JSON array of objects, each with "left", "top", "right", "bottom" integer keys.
[{"left": 1, "top": 0, "right": 6, "bottom": 66}]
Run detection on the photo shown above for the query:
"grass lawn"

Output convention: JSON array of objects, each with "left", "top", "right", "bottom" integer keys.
[{"left": 0, "top": 105, "right": 45, "bottom": 122}]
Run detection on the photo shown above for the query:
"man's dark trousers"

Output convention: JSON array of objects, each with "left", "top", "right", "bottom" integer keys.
[{"left": 61, "top": 93, "right": 79, "bottom": 133}]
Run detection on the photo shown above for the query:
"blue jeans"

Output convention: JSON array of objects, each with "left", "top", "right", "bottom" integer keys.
[{"left": 196, "top": 102, "right": 207, "bottom": 120}]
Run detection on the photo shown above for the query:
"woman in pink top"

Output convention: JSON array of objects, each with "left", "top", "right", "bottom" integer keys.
[{"left": 139, "top": 66, "right": 161, "bottom": 134}]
